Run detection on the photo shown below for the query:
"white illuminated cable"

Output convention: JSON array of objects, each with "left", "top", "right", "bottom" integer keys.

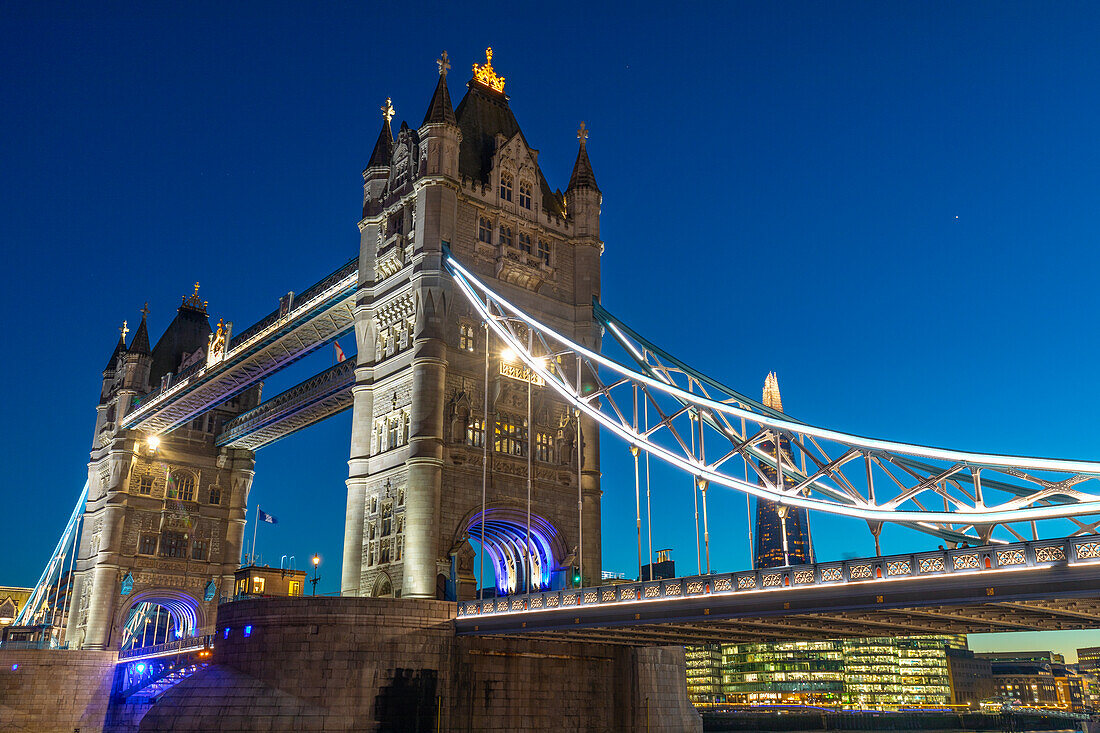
[
  {"left": 447, "top": 256, "right": 1100, "bottom": 524},
  {"left": 447, "top": 256, "right": 1100, "bottom": 475}
]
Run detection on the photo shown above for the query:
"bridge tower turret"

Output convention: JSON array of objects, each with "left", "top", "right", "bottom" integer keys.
[
  {"left": 68, "top": 293, "right": 259, "bottom": 650},
  {"left": 344, "top": 49, "right": 603, "bottom": 600}
]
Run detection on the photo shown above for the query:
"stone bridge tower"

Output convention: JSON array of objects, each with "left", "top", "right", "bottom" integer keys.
[
  {"left": 343, "top": 49, "right": 603, "bottom": 600},
  {"left": 67, "top": 292, "right": 259, "bottom": 650}
]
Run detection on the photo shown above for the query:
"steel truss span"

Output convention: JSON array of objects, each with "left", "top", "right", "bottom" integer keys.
[{"left": 444, "top": 253, "right": 1100, "bottom": 544}]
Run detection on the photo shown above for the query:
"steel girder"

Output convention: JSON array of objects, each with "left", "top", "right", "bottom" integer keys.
[{"left": 444, "top": 253, "right": 1100, "bottom": 543}]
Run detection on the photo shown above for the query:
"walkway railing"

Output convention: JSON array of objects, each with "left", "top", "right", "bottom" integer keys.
[
  {"left": 458, "top": 535, "right": 1091, "bottom": 618},
  {"left": 118, "top": 634, "right": 213, "bottom": 661}
]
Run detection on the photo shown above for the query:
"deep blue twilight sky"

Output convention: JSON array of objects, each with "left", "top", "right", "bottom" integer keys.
[{"left": 4, "top": 2, "right": 1100, "bottom": 658}]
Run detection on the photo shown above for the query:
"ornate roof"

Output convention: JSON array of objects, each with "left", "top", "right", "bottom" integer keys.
[{"left": 454, "top": 68, "right": 566, "bottom": 218}]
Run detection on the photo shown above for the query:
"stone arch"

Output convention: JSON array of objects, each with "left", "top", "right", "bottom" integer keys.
[
  {"left": 112, "top": 587, "right": 205, "bottom": 650},
  {"left": 455, "top": 504, "right": 571, "bottom": 596},
  {"left": 372, "top": 573, "right": 394, "bottom": 598}
]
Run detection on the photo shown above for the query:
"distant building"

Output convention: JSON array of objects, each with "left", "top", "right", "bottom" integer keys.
[
  {"left": 752, "top": 373, "right": 812, "bottom": 569},
  {"left": 0, "top": 586, "right": 32, "bottom": 628},
  {"left": 946, "top": 648, "right": 994, "bottom": 709},
  {"left": 984, "top": 659, "right": 1059, "bottom": 708},
  {"left": 980, "top": 651, "right": 1065, "bottom": 664},
  {"left": 684, "top": 636, "right": 965, "bottom": 708},
  {"left": 233, "top": 566, "right": 307, "bottom": 599},
  {"left": 641, "top": 549, "right": 675, "bottom": 581},
  {"left": 720, "top": 640, "right": 844, "bottom": 706},
  {"left": 842, "top": 637, "right": 952, "bottom": 708},
  {"left": 684, "top": 644, "right": 723, "bottom": 704},
  {"left": 1077, "top": 646, "right": 1100, "bottom": 672},
  {"left": 1052, "top": 665, "right": 1086, "bottom": 713}
]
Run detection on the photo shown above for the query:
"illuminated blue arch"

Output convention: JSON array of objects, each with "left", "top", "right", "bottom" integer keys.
[
  {"left": 116, "top": 588, "right": 204, "bottom": 650},
  {"left": 465, "top": 508, "right": 567, "bottom": 596}
]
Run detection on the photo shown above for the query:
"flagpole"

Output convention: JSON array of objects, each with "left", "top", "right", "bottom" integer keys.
[{"left": 250, "top": 505, "right": 258, "bottom": 566}]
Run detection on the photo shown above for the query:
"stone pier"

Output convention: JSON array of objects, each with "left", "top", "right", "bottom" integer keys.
[{"left": 137, "top": 596, "right": 701, "bottom": 732}]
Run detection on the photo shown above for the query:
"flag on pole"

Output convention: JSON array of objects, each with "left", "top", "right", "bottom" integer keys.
[
  {"left": 257, "top": 508, "right": 278, "bottom": 525},
  {"left": 334, "top": 341, "right": 346, "bottom": 363}
]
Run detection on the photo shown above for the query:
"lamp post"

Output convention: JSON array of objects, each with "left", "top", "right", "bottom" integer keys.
[{"left": 311, "top": 554, "right": 320, "bottom": 596}]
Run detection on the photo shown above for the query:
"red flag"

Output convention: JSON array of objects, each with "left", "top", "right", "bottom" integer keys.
[{"left": 334, "top": 341, "right": 346, "bottom": 363}]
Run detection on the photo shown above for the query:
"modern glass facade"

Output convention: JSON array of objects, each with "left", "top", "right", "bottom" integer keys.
[
  {"left": 721, "top": 641, "right": 845, "bottom": 705},
  {"left": 685, "top": 644, "right": 723, "bottom": 703},
  {"left": 686, "top": 636, "right": 962, "bottom": 709}
]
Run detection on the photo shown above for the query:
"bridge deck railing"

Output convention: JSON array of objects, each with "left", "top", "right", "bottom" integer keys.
[
  {"left": 458, "top": 536, "right": 1092, "bottom": 619},
  {"left": 118, "top": 634, "right": 213, "bottom": 661}
]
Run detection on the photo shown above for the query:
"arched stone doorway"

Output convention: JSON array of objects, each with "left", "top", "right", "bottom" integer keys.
[{"left": 372, "top": 573, "right": 394, "bottom": 598}]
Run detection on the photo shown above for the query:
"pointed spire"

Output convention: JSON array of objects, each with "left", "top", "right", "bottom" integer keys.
[
  {"left": 129, "top": 303, "right": 151, "bottom": 355},
  {"left": 367, "top": 98, "right": 395, "bottom": 168},
  {"left": 762, "top": 371, "right": 783, "bottom": 412},
  {"left": 105, "top": 322, "right": 127, "bottom": 371},
  {"left": 567, "top": 121, "right": 600, "bottom": 193},
  {"left": 423, "top": 51, "right": 456, "bottom": 126}
]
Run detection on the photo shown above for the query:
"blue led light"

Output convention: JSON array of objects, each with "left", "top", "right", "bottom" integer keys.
[
  {"left": 11, "top": 664, "right": 18, "bottom": 671},
  {"left": 135, "top": 663, "right": 146, "bottom": 674},
  {"left": 243, "top": 625, "right": 252, "bottom": 637},
  {"left": 223, "top": 627, "right": 230, "bottom": 639}
]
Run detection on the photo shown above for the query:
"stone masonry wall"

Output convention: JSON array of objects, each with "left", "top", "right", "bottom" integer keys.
[
  {"left": 0, "top": 649, "right": 118, "bottom": 732},
  {"left": 137, "top": 596, "right": 700, "bottom": 732}
]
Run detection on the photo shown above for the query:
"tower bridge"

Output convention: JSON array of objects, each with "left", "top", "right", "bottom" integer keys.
[{"left": 5, "top": 46, "right": 1100, "bottom": 732}]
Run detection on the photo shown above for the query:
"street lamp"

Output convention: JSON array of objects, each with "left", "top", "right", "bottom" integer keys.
[
  {"left": 311, "top": 554, "right": 320, "bottom": 596},
  {"left": 145, "top": 435, "right": 160, "bottom": 454}
]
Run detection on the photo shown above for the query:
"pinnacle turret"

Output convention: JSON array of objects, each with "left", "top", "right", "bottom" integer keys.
[
  {"left": 129, "top": 303, "right": 151, "bottom": 355},
  {"left": 367, "top": 98, "right": 395, "bottom": 169},
  {"left": 105, "top": 323, "right": 127, "bottom": 372},
  {"left": 566, "top": 121, "right": 600, "bottom": 194},
  {"left": 422, "top": 51, "right": 456, "bottom": 126},
  {"left": 762, "top": 371, "right": 783, "bottom": 412}
]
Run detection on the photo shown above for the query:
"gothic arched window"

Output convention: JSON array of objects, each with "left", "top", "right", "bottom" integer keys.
[
  {"left": 500, "top": 173, "right": 513, "bottom": 202},
  {"left": 499, "top": 224, "right": 513, "bottom": 248},
  {"left": 168, "top": 471, "right": 196, "bottom": 501},
  {"left": 519, "top": 181, "right": 532, "bottom": 209}
]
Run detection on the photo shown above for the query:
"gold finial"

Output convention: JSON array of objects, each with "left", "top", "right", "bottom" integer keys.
[
  {"left": 183, "top": 282, "right": 208, "bottom": 312},
  {"left": 140, "top": 302, "right": 150, "bottom": 320},
  {"left": 472, "top": 47, "right": 505, "bottom": 93},
  {"left": 762, "top": 371, "right": 783, "bottom": 412},
  {"left": 577, "top": 121, "right": 588, "bottom": 145},
  {"left": 381, "top": 98, "right": 395, "bottom": 124},
  {"left": 120, "top": 320, "right": 129, "bottom": 339},
  {"left": 437, "top": 50, "right": 450, "bottom": 77}
]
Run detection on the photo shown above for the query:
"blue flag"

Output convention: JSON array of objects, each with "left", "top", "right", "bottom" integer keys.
[{"left": 258, "top": 508, "right": 278, "bottom": 525}]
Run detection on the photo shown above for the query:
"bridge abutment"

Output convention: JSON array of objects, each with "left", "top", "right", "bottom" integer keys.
[{"left": 135, "top": 596, "right": 700, "bottom": 732}]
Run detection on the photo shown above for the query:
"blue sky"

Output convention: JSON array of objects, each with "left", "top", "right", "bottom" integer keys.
[{"left": 3, "top": 2, "right": 1100, "bottom": 659}]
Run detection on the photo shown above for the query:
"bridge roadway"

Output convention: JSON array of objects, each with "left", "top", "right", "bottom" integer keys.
[{"left": 456, "top": 536, "right": 1100, "bottom": 645}]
